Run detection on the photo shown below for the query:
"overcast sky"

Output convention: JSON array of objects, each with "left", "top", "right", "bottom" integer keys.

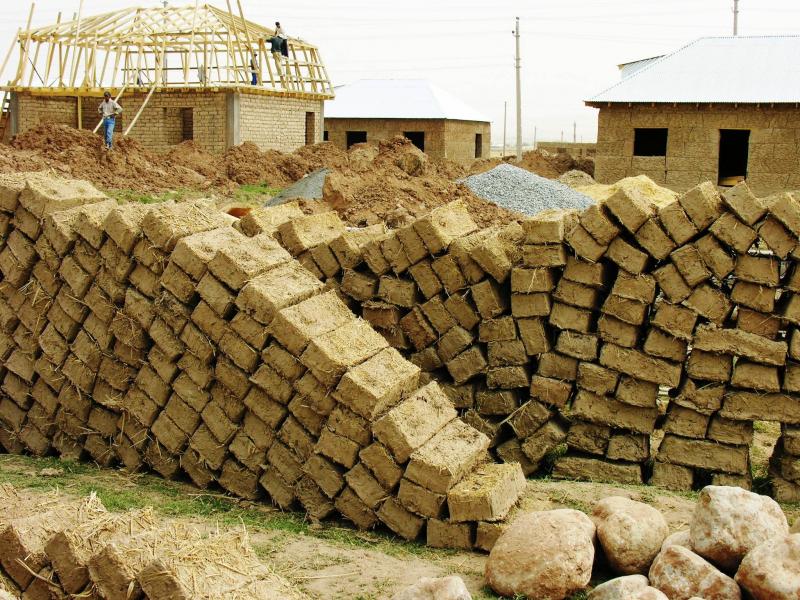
[{"left": 1, "top": 0, "right": 798, "bottom": 144}]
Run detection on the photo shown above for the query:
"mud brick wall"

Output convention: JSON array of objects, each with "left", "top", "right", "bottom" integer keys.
[
  {"left": 238, "top": 93, "right": 323, "bottom": 151},
  {"left": 324, "top": 117, "right": 490, "bottom": 162},
  {"left": 0, "top": 173, "right": 525, "bottom": 552},
  {"left": 252, "top": 187, "right": 800, "bottom": 501},
  {"left": 594, "top": 104, "right": 800, "bottom": 196},
  {"left": 12, "top": 93, "right": 78, "bottom": 132}
]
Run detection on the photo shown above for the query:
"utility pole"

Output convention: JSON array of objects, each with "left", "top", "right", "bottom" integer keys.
[
  {"left": 561, "top": 130, "right": 564, "bottom": 142},
  {"left": 514, "top": 17, "right": 522, "bottom": 162},
  {"left": 573, "top": 121, "right": 577, "bottom": 143},
  {"left": 533, "top": 126, "right": 537, "bottom": 150},
  {"left": 733, "top": 0, "right": 739, "bottom": 35},
  {"left": 502, "top": 101, "right": 507, "bottom": 158}
]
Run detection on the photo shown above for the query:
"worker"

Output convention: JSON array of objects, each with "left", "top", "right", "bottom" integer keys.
[
  {"left": 275, "top": 21, "right": 286, "bottom": 39},
  {"left": 98, "top": 91, "right": 123, "bottom": 150},
  {"left": 250, "top": 52, "right": 259, "bottom": 85}
]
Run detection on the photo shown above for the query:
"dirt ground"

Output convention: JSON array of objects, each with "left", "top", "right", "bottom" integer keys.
[{"left": 0, "top": 420, "right": 795, "bottom": 600}]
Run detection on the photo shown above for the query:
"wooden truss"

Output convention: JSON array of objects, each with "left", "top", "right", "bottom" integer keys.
[{"left": 0, "top": 2, "right": 334, "bottom": 98}]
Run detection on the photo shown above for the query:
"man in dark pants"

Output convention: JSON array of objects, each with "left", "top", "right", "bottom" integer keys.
[{"left": 98, "top": 91, "right": 122, "bottom": 150}]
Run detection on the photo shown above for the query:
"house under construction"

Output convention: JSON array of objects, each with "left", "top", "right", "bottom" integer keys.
[{"left": 0, "top": 3, "right": 334, "bottom": 153}]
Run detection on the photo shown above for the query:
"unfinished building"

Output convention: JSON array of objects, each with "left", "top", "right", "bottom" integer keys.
[
  {"left": 587, "top": 36, "right": 800, "bottom": 196},
  {"left": 0, "top": 4, "right": 333, "bottom": 153},
  {"left": 324, "top": 79, "right": 491, "bottom": 162}
]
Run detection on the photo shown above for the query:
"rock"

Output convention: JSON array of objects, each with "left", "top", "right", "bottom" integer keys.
[
  {"left": 649, "top": 545, "right": 741, "bottom": 600},
  {"left": 592, "top": 496, "right": 669, "bottom": 574},
  {"left": 735, "top": 534, "right": 800, "bottom": 599},
  {"left": 792, "top": 518, "right": 800, "bottom": 534},
  {"left": 588, "top": 575, "right": 668, "bottom": 600},
  {"left": 689, "top": 486, "right": 788, "bottom": 571},
  {"left": 661, "top": 529, "right": 692, "bottom": 552},
  {"left": 485, "top": 509, "right": 595, "bottom": 600},
  {"left": 391, "top": 576, "right": 472, "bottom": 600}
]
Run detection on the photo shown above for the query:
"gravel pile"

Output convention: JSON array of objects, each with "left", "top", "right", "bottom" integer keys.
[{"left": 460, "top": 163, "right": 594, "bottom": 216}]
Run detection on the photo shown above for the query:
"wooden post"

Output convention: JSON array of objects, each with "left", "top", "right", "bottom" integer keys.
[
  {"left": 124, "top": 84, "right": 155, "bottom": 136},
  {"left": 68, "top": 0, "right": 84, "bottom": 88},
  {"left": 184, "top": 0, "right": 199, "bottom": 85},
  {"left": 0, "top": 29, "right": 21, "bottom": 85},
  {"left": 14, "top": 3, "right": 36, "bottom": 85},
  {"left": 43, "top": 13, "right": 61, "bottom": 85}
]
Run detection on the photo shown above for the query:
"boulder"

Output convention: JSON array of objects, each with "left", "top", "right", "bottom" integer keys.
[
  {"left": 592, "top": 496, "right": 669, "bottom": 574},
  {"left": 588, "top": 575, "right": 668, "bottom": 600},
  {"left": 485, "top": 509, "right": 595, "bottom": 600},
  {"left": 735, "top": 534, "right": 800, "bottom": 599},
  {"left": 661, "top": 529, "right": 692, "bottom": 552},
  {"left": 792, "top": 518, "right": 800, "bottom": 534},
  {"left": 689, "top": 486, "right": 788, "bottom": 571},
  {"left": 391, "top": 576, "right": 472, "bottom": 600},
  {"left": 649, "top": 545, "right": 741, "bottom": 600}
]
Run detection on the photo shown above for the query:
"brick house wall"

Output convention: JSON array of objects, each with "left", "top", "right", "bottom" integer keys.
[
  {"left": 324, "top": 117, "right": 490, "bottom": 163},
  {"left": 593, "top": 104, "right": 800, "bottom": 196},
  {"left": 11, "top": 90, "right": 324, "bottom": 155}
]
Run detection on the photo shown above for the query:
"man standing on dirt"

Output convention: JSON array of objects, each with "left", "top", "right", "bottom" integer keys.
[{"left": 98, "top": 91, "right": 123, "bottom": 150}]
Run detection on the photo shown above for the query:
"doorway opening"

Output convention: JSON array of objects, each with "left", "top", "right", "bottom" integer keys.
[
  {"left": 305, "top": 112, "right": 316, "bottom": 145},
  {"left": 475, "top": 133, "right": 483, "bottom": 158},
  {"left": 718, "top": 129, "right": 750, "bottom": 186},
  {"left": 180, "top": 108, "right": 193, "bottom": 141},
  {"left": 346, "top": 131, "right": 367, "bottom": 148},
  {"left": 403, "top": 131, "right": 425, "bottom": 152}
]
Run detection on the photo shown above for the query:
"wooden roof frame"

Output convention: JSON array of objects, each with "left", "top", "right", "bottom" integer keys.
[{"left": 0, "top": 2, "right": 334, "bottom": 99}]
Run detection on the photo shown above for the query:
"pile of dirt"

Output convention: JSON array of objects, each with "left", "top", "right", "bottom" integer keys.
[{"left": 470, "top": 149, "right": 595, "bottom": 179}]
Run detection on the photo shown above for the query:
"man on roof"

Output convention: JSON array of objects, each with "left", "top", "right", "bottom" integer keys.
[{"left": 98, "top": 91, "right": 123, "bottom": 150}]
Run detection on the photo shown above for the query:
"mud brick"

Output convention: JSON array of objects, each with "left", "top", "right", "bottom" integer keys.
[
  {"left": 303, "top": 454, "right": 345, "bottom": 498},
  {"left": 605, "top": 187, "right": 655, "bottom": 232},
  {"left": 443, "top": 383, "right": 476, "bottom": 410},
  {"left": 565, "top": 224, "right": 607, "bottom": 262},
  {"left": 145, "top": 318, "right": 182, "bottom": 363},
  {"left": 549, "top": 302, "right": 593, "bottom": 334},
  {"left": 428, "top": 257, "right": 465, "bottom": 297},
  {"left": 658, "top": 434, "right": 748, "bottom": 474},
  {"left": 537, "top": 351, "right": 578, "bottom": 381},
  {"left": 476, "top": 388, "right": 519, "bottom": 415},
  {"left": 71, "top": 329, "right": 103, "bottom": 370},
  {"left": 553, "top": 455, "right": 643, "bottom": 485},
  {"left": 34, "top": 356, "right": 64, "bottom": 392},
  {"left": 49, "top": 301, "right": 82, "bottom": 341},
  {"left": 571, "top": 390, "right": 658, "bottom": 433},
  {"left": 343, "top": 463, "right": 386, "bottom": 509},
  {"left": 272, "top": 291, "right": 354, "bottom": 358},
  {"left": 652, "top": 263, "right": 690, "bottom": 304},
  {"left": 158, "top": 262, "right": 194, "bottom": 304},
  {"left": 293, "top": 371, "right": 336, "bottom": 416},
  {"left": 61, "top": 354, "right": 95, "bottom": 394},
  {"left": 135, "top": 365, "right": 171, "bottom": 407},
  {"left": 378, "top": 497, "right": 425, "bottom": 540},
  {"left": 693, "top": 324, "right": 787, "bottom": 366},
  {"left": 326, "top": 224, "right": 385, "bottom": 270},
  {"left": 418, "top": 297, "right": 455, "bottom": 336},
  {"left": 241, "top": 411, "right": 276, "bottom": 450},
  {"left": 57, "top": 288, "right": 90, "bottom": 325},
  {"left": 679, "top": 181, "right": 724, "bottom": 230},
  {"left": 285, "top": 396, "right": 323, "bottom": 437},
  {"left": 243, "top": 387, "right": 286, "bottom": 430},
  {"left": 768, "top": 191, "right": 800, "bottom": 236},
  {"left": 757, "top": 216, "right": 795, "bottom": 258},
  {"left": 462, "top": 409, "right": 502, "bottom": 446},
  {"left": 719, "top": 182, "right": 764, "bottom": 225},
  {"left": 785, "top": 363, "right": 800, "bottom": 393},
  {"left": 129, "top": 264, "right": 160, "bottom": 299},
  {"left": 562, "top": 258, "right": 608, "bottom": 290},
  {"left": 643, "top": 328, "right": 686, "bottom": 362},
  {"left": 445, "top": 463, "right": 524, "bottom": 523},
  {"left": 600, "top": 344, "right": 681, "bottom": 387},
  {"left": 601, "top": 295, "right": 647, "bottom": 326},
  {"left": 32, "top": 261, "right": 60, "bottom": 298},
  {"left": 580, "top": 203, "right": 620, "bottom": 245},
  {"left": 576, "top": 363, "right": 618, "bottom": 396},
  {"left": 324, "top": 405, "right": 371, "bottom": 445},
  {"left": 278, "top": 416, "right": 315, "bottom": 460},
  {"left": 31, "top": 378, "right": 59, "bottom": 416},
  {"left": 567, "top": 422, "right": 610, "bottom": 455},
  {"left": 476, "top": 317, "right": 514, "bottom": 343},
  {"left": 361, "top": 233, "right": 393, "bottom": 276},
  {"left": 488, "top": 339, "right": 527, "bottom": 367},
  {"left": 509, "top": 268, "right": 553, "bottom": 295},
  {"left": 179, "top": 322, "right": 214, "bottom": 365},
  {"left": 309, "top": 243, "right": 340, "bottom": 278},
  {"left": 523, "top": 244, "right": 568, "bottom": 268},
  {"left": 606, "top": 237, "right": 648, "bottom": 274},
  {"left": 673, "top": 379, "right": 725, "bottom": 415},
  {"left": 663, "top": 405, "right": 710, "bottom": 439},
  {"left": 426, "top": 519, "right": 473, "bottom": 549},
  {"left": 331, "top": 487, "right": 375, "bottom": 530},
  {"left": 0, "top": 248, "right": 29, "bottom": 287},
  {"left": 338, "top": 269, "right": 376, "bottom": 302},
  {"left": 555, "top": 330, "right": 598, "bottom": 361},
  {"left": 262, "top": 343, "right": 305, "bottom": 383},
  {"left": 446, "top": 345, "right": 487, "bottom": 384},
  {"left": 150, "top": 412, "right": 188, "bottom": 455},
  {"left": 473, "top": 224, "right": 524, "bottom": 280},
  {"left": 122, "top": 287, "right": 155, "bottom": 331},
  {"left": 407, "top": 260, "right": 441, "bottom": 299},
  {"left": 237, "top": 263, "right": 325, "bottom": 328},
  {"left": 212, "top": 236, "right": 290, "bottom": 291},
  {"left": 215, "top": 357, "right": 251, "bottom": 401},
  {"left": 553, "top": 278, "right": 600, "bottom": 309},
  {"left": 361, "top": 302, "right": 400, "bottom": 331},
  {"left": 390, "top": 225, "right": 426, "bottom": 266},
  {"left": 258, "top": 464, "right": 295, "bottom": 508},
  {"left": 635, "top": 218, "right": 676, "bottom": 260},
  {"left": 684, "top": 284, "right": 733, "bottom": 325},
  {"left": 510, "top": 292, "right": 551, "bottom": 318},
  {"left": 671, "top": 244, "right": 711, "bottom": 287},
  {"left": 735, "top": 308, "right": 779, "bottom": 340},
  {"left": 0, "top": 298, "right": 17, "bottom": 334},
  {"left": 708, "top": 214, "right": 757, "bottom": 255},
  {"left": 216, "top": 332, "right": 256, "bottom": 373},
  {"left": 57, "top": 256, "right": 91, "bottom": 298},
  {"left": 168, "top": 227, "right": 237, "bottom": 280},
  {"left": 375, "top": 276, "right": 415, "bottom": 308},
  {"left": 133, "top": 238, "right": 168, "bottom": 275},
  {"left": 495, "top": 438, "right": 537, "bottom": 475},
  {"left": 5, "top": 349, "right": 34, "bottom": 385},
  {"left": 0, "top": 397, "right": 25, "bottom": 431},
  {"left": 6, "top": 231, "right": 37, "bottom": 269},
  {"left": 606, "top": 433, "right": 649, "bottom": 462},
  {"left": 445, "top": 230, "right": 488, "bottom": 283},
  {"left": 497, "top": 398, "right": 546, "bottom": 438},
  {"left": 3, "top": 371, "right": 30, "bottom": 408},
  {"left": 373, "top": 381, "right": 456, "bottom": 463},
  {"left": 358, "top": 443, "right": 401, "bottom": 491},
  {"left": 695, "top": 235, "right": 734, "bottom": 280},
  {"left": 487, "top": 366, "right": 529, "bottom": 389},
  {"left": 792, "top": 329, "right": 800, "bottom": 361},
  {"left": 686, "top": 349, "right": 732, "bottom": 382},
  {"left": 707, "top": 416, "right": 754, "bottom": 446},
  {"left": 734, "top": 256, "right": 779, "bottom": 288},
  {"left": 195, "top": 273, "right": 233, "bottom": 318},
  {"left": 650, "top": 302, "right": 697, "bottom": 341},
  {"left": 470, "top": 279, "right": 506, "bottom": 319},
  {"left": 522, "top": 210, "right": 568, "bottom": 243},
  {"left": 647, "top": 461, "right": 693, "bottom": 490},
  {"left": 440, "top": 295, "right": 477, "bottom": 332},
  {"left": 521, "top": 420, "right": 569, "bottom": 464},
  {"left": 413, "top": 200, "right": 477, "bottom": 254},
  {"left": 315, "top": 428, "right": 360, "bottom": 468},
  {"left": 199, "top": 401, "right": 236, "bottom": 445},
  {"left": 381, "top": 234, "right": 411, "bottom": 274},
  {"left": 784, "top": 293, "right": 800, "bottom": 324},
  {"left": 397, "top": 478, "right": 445, "bottom": 519},
  {"left": 218, "top": 459, "right": 260, "bottom": 500},
  {"left": 164, "top": 394, "right": 202, "bottom": 436},
  {"left": 608, "top": 274, "right": 654, "bottom": 306}
]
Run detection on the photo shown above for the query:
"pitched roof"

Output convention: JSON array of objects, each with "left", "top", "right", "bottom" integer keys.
[
  {"left": 325, "top": 79, "right": 489, "bottom": 122},
  {"left": 588, "top": 36, "right": 800, "bottom": 105}
]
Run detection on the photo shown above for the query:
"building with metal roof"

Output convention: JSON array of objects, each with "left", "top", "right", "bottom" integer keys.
[
  {"left": 324, "top": 80, "right": 491, "bottom": 163},
  {"left": 1, "top": 4, "right": 333, "bottom": 153},
  {"left": 586, "top": 36, "right": 800, "bottom": 195}
]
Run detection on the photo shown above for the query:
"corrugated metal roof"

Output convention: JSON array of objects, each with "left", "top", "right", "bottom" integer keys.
[
  {"left": 325, "top": 79, "right": 490, "bottom": 122},
  {"left": 588, "top": 36, "right": 800, "bottom": 105}
]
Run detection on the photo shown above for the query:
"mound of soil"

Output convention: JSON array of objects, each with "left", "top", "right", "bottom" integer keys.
[{"left": 470, "top": 149, "right": 595, "bottom": 179}]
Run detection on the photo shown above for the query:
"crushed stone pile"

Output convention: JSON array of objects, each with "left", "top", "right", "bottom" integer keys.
[
  {"left": 469, "top": 148, "right": 594, "bottom": 180},
  {"left": 460, "top": 163, "right": 595, "bottom": 216}
]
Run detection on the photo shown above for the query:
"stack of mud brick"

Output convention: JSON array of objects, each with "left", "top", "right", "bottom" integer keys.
[
  {"left": 267, "top": 186, "right": 800, "bottom": 493},
  {"left": 0, "top": 175, "right": 526, "bottom": 551}
]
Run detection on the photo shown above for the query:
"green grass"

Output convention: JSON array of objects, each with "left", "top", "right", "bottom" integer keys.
[{"left": 233, "top": 182, "right": 283, "bottom": 204}]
